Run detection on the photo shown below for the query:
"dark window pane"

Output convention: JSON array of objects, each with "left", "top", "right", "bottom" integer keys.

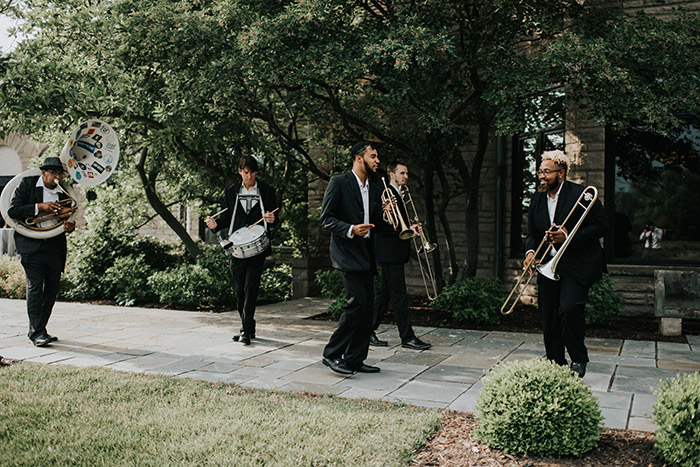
[{"left": 612, "top": 120, "right": 700, "bottom": 262}]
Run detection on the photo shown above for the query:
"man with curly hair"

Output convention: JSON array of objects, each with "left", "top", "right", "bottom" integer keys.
[{"left": 524, "top": 150, "right": 610, "bottom": 378}]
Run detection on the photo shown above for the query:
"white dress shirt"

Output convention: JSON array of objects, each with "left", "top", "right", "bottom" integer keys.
[
  {"left": 35, "top": 176, "right": 61, "bottom": 229},
  {"left": 347, "top": 169, "right": 370, "bottom": 239}
]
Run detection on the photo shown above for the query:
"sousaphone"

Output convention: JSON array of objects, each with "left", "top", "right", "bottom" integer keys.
[{"left": 0, "top": 119, "right": 119, "bottom": 239}]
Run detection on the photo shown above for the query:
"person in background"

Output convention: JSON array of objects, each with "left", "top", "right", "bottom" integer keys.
[{"left": 370, "top": 160, "right": 430, "bottom": 351}]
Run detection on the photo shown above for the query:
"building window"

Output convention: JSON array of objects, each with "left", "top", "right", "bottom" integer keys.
[
  {"left": 510, "top": 87, "right": 565, "bottom": 258},
  {"left": 606, "top": 118, "right": 700, "bottom": 264}
]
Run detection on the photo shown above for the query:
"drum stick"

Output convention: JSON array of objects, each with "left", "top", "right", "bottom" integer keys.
[
  {"left": 208, "top": 208, "right": 228, "bottom": 219},
  {"left": 248, "top": 207, "right": 279, "bottom": 228}
]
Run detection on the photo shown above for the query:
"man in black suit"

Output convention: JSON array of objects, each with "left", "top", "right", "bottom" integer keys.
[
  {"left": 370, "top": 161, "right": 431, "bottom": 350},
  {"left": 7, "top": 157, "right": 76, "bottom": 347},
  {"left": 205, "top": 156, "right": 277, "bottom": 345},
  {"left": 320, "top": 141, "right": 388, "bottom": 375},
  {"left": 524, "top": 150, "right": 609, "bottom": 378}
]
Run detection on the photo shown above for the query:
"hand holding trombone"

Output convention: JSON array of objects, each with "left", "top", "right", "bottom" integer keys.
[{"left": 501, "top": 186, "right": 599, "bottom": 315}]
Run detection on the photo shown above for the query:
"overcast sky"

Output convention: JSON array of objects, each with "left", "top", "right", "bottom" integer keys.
[{"left": 0, "top": 14, "right": 23, "bottom": 53}]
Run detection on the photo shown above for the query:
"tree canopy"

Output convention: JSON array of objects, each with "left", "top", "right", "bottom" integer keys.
[{"left": 1, "top": 0, "right": 698, "bottom": 279}]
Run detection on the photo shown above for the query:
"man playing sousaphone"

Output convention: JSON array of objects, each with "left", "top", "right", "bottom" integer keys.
[
  {"left": 7, "top": 157, "right": 76, "bottom": 347},
  {"left": 205, "top": 156, "right": 278, "bottom": 345}
]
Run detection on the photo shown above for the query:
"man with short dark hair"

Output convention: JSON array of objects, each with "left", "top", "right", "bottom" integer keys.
[
  {"left": 205, "top": 155, "right": 277, "bottom": 345},
  {"left": 8, "top": 157, "right": 76, "bottom": 347},
  {"left": 370, "top": 161, "right": 431, "bottom": 350},
  {"left": 319, "top": 141, "right": 387, "bottom": 375},
  {"left": 524, "top": 150, "right": 609, "bottom": 378}
]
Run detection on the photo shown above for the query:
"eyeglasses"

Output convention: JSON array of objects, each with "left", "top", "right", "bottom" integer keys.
[
  {"left": 47, "top": 170, "right": 64, "bottom": 176},
  {"left": 537, "top": 169, "right": 563, "bottom": 176}
]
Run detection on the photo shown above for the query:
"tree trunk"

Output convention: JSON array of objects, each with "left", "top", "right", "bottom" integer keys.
[
  {"left": 423, "top": 154, "right": 445, "bottom": 291},
  {"left": 136, "top": 147, "right": 202, "bottom": 259},
  {"left": 435, "top": 152, "right": 459, "bottom": 285},
  {"left": 462, "top": 122, "right": 490, "bottom": 278}
]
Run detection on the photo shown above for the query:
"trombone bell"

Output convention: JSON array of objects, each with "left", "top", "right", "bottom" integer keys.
[{"left": 535, "top": 261, "right": 559, "bottom": 282}]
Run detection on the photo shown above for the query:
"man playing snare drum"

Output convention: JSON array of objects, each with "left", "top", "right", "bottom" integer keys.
[{"left": 205, "top": 156, "right": 277, "bottom": 345}]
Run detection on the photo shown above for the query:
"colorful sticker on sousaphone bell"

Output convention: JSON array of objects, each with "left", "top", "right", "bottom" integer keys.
[{"left": 60, "top": 119, "right": 119, "bottom": 187}]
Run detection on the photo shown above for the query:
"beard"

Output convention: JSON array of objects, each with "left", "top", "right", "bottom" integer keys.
[
  {"left": 363, "top": 159, "right": 376, "bottom": 174},
  {"left": 538, "top": 177, "right": 561, "bottom": 193}
]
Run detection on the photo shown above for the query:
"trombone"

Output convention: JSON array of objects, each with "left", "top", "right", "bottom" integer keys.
[
  {"left": 501, "top": 186, "right": 599, "bottom": 315},
  {"left": 381, "top": 177, "right": 414, "bottom": 240},
  {"left": 400, "top": 185, "right": 439, "bottom": 302}
]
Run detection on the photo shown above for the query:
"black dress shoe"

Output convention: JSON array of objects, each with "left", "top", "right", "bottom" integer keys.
[
  {"left": 369, "top": 332, "right": 388, "bottom": 347},
  {"left": 351, "top": 363, "right": 380, "bottom": 373},
  {"left": 233, "top": 333, "right": 255, "bottom": 342},
  {"left": 239, "top": 334, "right": 251, "bottom": 345},
  {"left": 45, "top": 334, "right": 58, "bottom": 343},
  {"left": 570, "top": 362, "right": 587, "bottom": 378},
  {"left": 322, "top": 357, "right": 354, "bottom": 375},
  {"left": 402, "top": 337, "right": 431, "bottom": 350},
  {"left": 31, "top": 335, "right": 52, "bottom": 347}
]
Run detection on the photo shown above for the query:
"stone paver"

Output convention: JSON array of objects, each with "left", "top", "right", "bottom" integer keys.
[{"left": 2, "top": 297, "right": 697, "bottom": 432}]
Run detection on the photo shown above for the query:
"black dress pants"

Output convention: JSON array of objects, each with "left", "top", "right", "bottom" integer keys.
[
  {"left": 323, "top": 270, "right": 373, "bottom": 368},
  {"left": 372, "top": 262, "right": 415, "bottom": 342},
  {"left": 230, "top": 253, "right": 266, "bottom": 336},
  {"left": 21, "top": 246, "right": 63, "bottom": 340},
  {"left": 537, "top": 273, "right": 591, "bottom": 365}
]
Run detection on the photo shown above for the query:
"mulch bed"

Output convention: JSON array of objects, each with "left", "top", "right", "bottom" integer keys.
[
  {"left": 311, "top": 298, "right": 699, "bottom": 343},
  {"left": 411, "top": 412, "right": 661, "bottom": 467}
]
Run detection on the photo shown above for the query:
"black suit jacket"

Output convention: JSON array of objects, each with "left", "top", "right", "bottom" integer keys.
[
  {"left": 7, "top": 175, "right": 68, "bottom": 261},
  {"left": 214, "top": 179, "right": 278, "bottom": 256},
  {"left": 525, "top": 181, "right": 610, "bottom": 285},
  {"left": 374, "top": 184, "right": 411, "bottom": 264},
  {"left": 321, "top": 172, "right": 386, "bottom": 272}
]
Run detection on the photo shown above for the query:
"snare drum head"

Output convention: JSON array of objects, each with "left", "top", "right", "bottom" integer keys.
[{"left": 229, "top": 224, "right": 266, "bottom": 244}]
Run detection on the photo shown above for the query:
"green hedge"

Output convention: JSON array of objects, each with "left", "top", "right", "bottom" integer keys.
[
  {"left": 586, "top": 273, "right": 625, "bottom": 325},
  {"left": 432, "top": 277, "right": 504, "bottom": 325},
  {"left": 0, "top": 255, "right": 25, "bottom": 299}
]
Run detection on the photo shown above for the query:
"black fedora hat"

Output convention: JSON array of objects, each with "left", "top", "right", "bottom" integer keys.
[{"left": 39, "top": 157, "right": 64, "bottom": 172}]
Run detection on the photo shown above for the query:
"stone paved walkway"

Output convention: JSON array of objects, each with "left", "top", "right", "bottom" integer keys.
[{"left": 2, "top": 297, "right": 699, "bottom": 432}]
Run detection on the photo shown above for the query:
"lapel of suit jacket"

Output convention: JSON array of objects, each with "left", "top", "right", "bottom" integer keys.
[{"left": 553, "top": 181, "right": 571, "bottom": 226}]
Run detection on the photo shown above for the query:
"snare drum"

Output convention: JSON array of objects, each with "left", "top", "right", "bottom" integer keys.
[{"left": 228, "top": 224, "right": 269, "bottom": 259}]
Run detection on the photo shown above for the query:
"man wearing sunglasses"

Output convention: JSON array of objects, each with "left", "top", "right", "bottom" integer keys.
[
  {"left": 523, "top": 150, "right": 609, "bottom": 378},
  {"left": 8, "top": 157, "right": 76, "bottom": 347}
]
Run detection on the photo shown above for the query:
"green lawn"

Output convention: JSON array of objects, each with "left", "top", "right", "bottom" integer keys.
[{"left": 0, "top": 363, "right": 443, "bottom": 466}]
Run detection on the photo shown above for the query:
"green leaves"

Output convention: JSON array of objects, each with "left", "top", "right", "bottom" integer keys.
[
  {"left": 653, "top": 372, "right": 700, "bottom": 467},
  {"left": 474, "top": 358, "right": 603, "bottom": 457}
]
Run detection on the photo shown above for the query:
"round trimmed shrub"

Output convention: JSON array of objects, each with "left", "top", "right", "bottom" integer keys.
[
  {"left": 432, "top": 277, "right": 504, "bottom": 325},
  {"left": 652, "top": 372, "right": 700, "bottom": 467},
  {"left": 474, "top": 358, "right": 602, "bottom": 457}
]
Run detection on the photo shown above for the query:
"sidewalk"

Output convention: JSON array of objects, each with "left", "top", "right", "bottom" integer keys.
[{"left": 2, "top": 297, "right": 699, "bottom": 431}]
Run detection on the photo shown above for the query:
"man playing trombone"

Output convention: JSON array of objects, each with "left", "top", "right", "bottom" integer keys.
[
  {"left": 370, "top": 161, "right": 431, "bottom": 351},
  {"left": 524, "top": 150, "right": 609, "bottom": 378}
]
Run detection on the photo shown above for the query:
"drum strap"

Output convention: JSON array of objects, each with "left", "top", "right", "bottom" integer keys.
[{"left": 228, "top": 193, "right": 267, "bottom": 237}]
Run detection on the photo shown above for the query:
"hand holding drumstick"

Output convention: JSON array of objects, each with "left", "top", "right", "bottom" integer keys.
[
  {"left": 205, "top": 208, "right": 228, "bottom": 230},
  {"left": 250, "top": 207, "right": 279, "bottom": 228}
]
